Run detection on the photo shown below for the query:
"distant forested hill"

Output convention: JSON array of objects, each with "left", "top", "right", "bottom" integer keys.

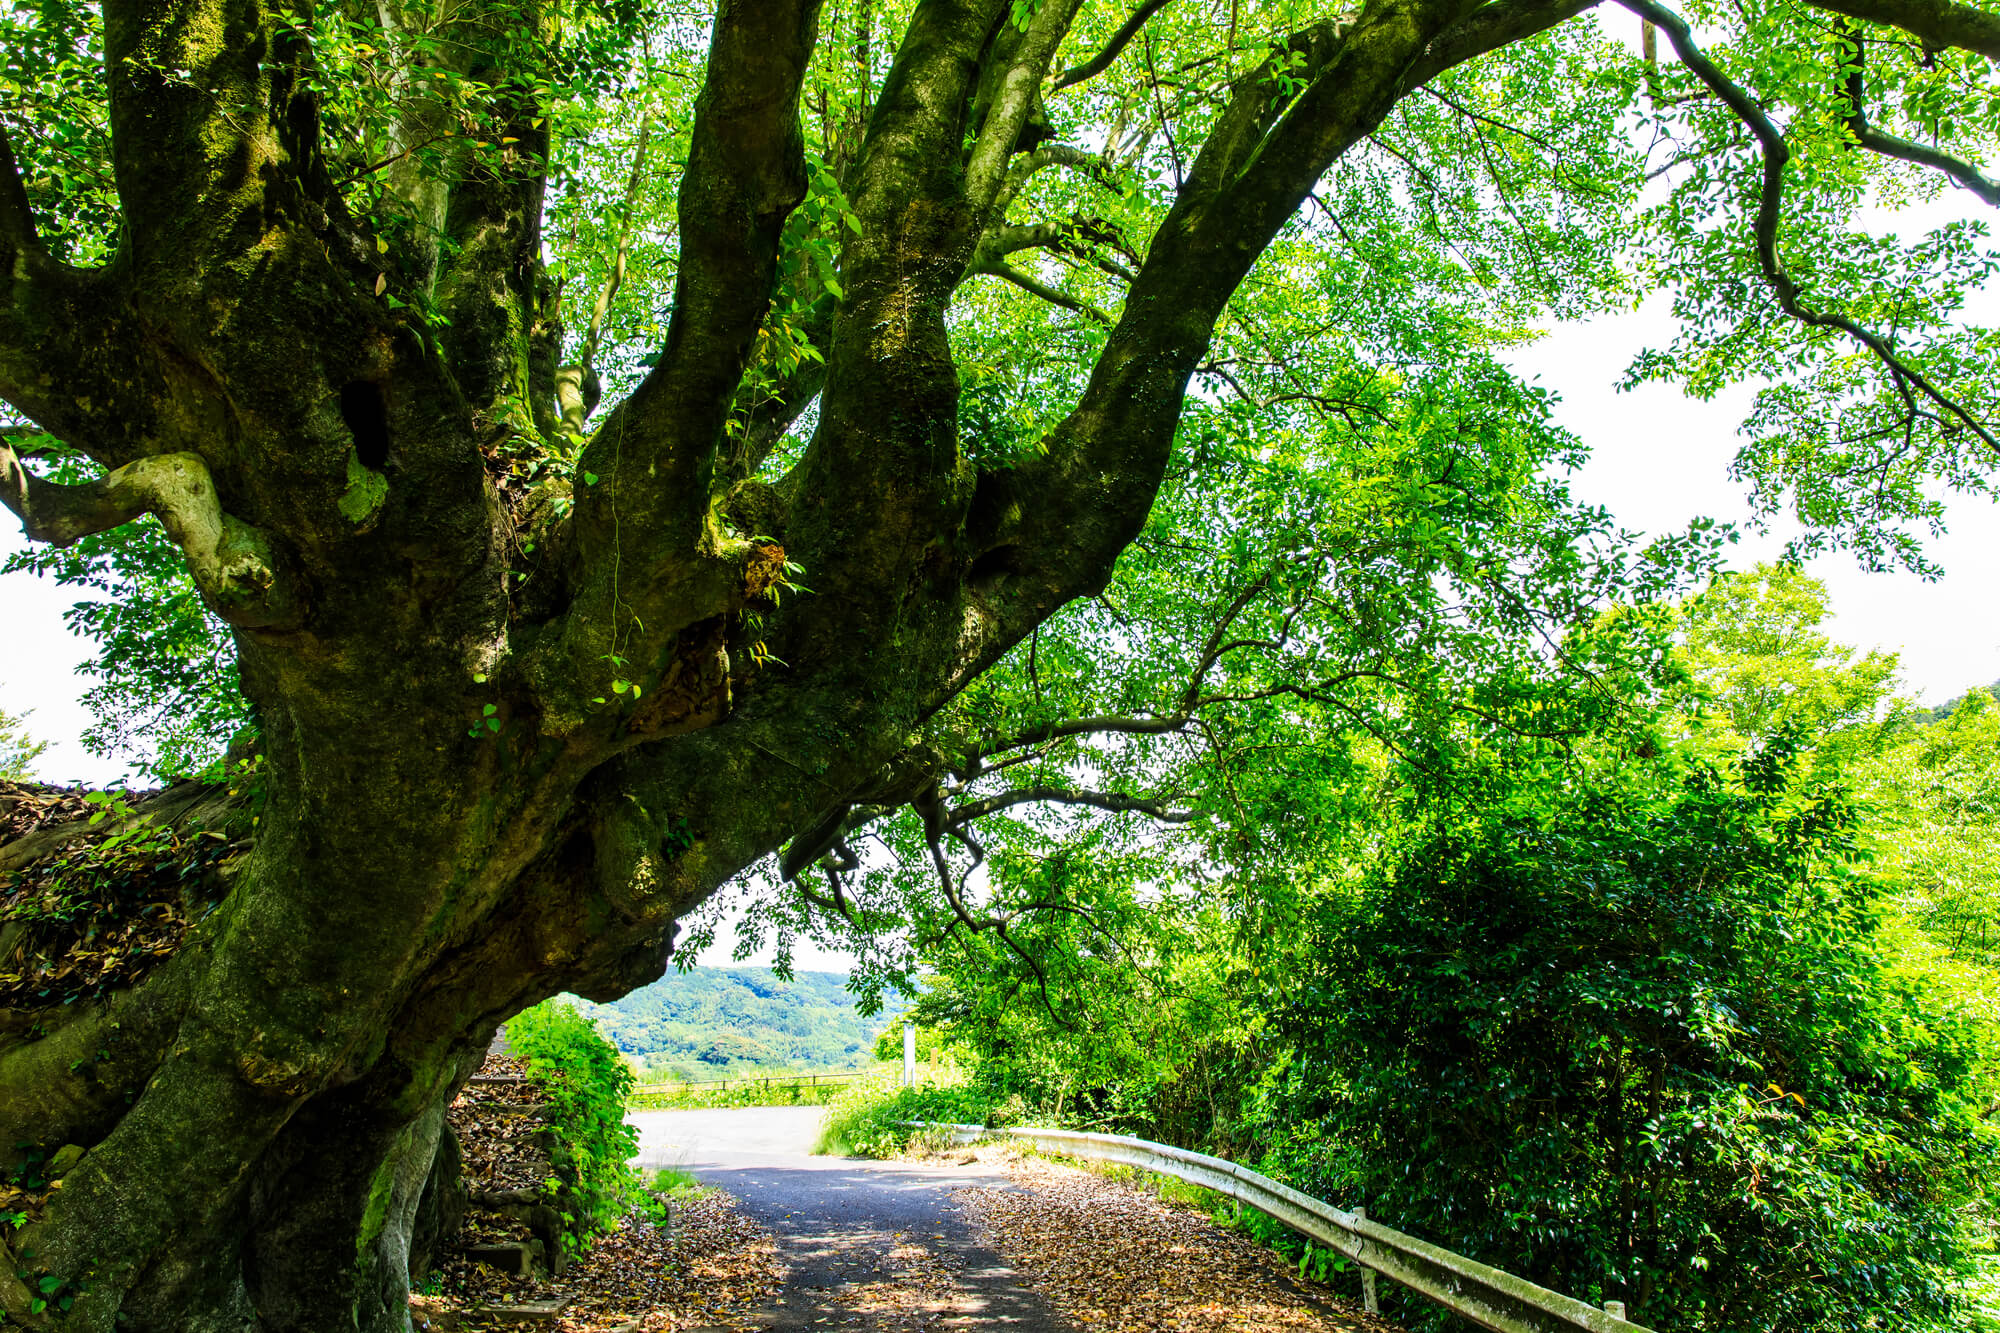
[{"left": 568, "top": 968, "right": 887, "bottom": 1080}]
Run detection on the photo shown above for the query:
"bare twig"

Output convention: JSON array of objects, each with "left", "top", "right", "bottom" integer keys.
[
  {"left": 1054, "top": 0, "right": 1180, "bottom": 90},
  {"left": 973, "top": 260, "right": 1113, "bottom": 323}
]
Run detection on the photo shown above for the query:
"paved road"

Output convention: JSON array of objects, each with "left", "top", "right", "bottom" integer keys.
[{"left": 630, "top": 1107, "right": 1069, "bottom": 1331}]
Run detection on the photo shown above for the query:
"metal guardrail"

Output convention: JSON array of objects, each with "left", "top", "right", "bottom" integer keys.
[
  {"left": 909, "top": 1123, "right": 1650, "bottom": 1333},
  {"left": 632, "top": 1070, "right": 870, "bottom": 1096}
]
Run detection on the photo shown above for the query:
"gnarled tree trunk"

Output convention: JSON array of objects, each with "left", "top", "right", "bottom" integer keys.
[{"left": 0, "top": 0, "right": 1677, "bottom": 1326}]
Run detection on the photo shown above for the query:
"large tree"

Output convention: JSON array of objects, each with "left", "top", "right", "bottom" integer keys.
[{"left": 2, "top": 0, "right": 1998, "bottom": 1327}]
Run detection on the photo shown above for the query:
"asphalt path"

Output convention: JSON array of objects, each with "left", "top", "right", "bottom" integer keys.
[{"left": 630, "top": 1107, "right": 1070, "bottom": 1331}]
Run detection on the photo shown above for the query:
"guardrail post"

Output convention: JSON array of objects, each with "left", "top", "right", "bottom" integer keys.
[
  {"left": 1605, "top": 1301, "right": 1626, "bottom": 1321},
  {"left": 1355, "top": 1207, "right": 1378, "bottom": 1315}
]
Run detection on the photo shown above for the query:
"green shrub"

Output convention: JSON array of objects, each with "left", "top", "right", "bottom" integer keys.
[
  {"left": 1268, "top": 745, "right": 2000, "bottom": 1333},
  {"left": 644, "top": 1165, "right": 707, "bottom": 1194},
  {"left": 507, "top": 999, "right": 642, "bottom": 1250},
  {"left": 814, "top": 1073, "right": 989, "bottom": 1157}
]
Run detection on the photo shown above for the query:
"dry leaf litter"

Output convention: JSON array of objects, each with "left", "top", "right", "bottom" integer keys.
[
  {"left": 421, "top": 1055, "right": 1408, "bottom": 1333},
  {"left": 411, "top": 1186, "right": 784, "bottom": 1332},
  {"left": 453, "top": 1058, "right": 554, "bottom": 1206},
  {"left": 0, "top": 781, "right": 241, "bottom": 1009},
  {"left": 953, "top": 1146, "right": 1406, "bottom": 1333},
  {"left": 415, "top": 1053, "right": 785, "bottom": 1330}
]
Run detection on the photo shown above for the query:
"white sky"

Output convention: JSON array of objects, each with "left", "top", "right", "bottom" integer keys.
[{"left": 1509, "top": 302, "right": 2000, "bottom": 706}]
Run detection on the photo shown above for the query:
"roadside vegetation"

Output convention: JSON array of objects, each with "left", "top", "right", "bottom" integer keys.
[
  {"left": 504, "top": 1000, "right": 652, "bottom": 1249},
  {"left": 631, "top": 1073, "right": 868, "bottom": 1111},
  {"left": 799, "top": 567, "right": 2000, "bottom": 1333},
  {"left": 815, "top": 1072, "right": 987, "bottom": 1157}
]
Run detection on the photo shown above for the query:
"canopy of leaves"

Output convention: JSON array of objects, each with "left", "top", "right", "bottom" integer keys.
[
  {"left": 8, "top": 0, "right": 2000, "bottom": 787},
  {"left": 868, "top": 565, "right": 2000, "bottom": 1333}
]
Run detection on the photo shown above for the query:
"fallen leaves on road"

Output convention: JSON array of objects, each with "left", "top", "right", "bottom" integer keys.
[
  {"left": 815, "top": 1233, "right": 973, "bottom": 1331},
  {"left": 413, "top": 1189, "right": 785, "bottom": 1332},
  {"left": 957, "top": 1148, "right": 1404, "bottom": 1333}
]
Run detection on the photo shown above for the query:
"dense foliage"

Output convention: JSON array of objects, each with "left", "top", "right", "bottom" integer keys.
[
  {"left": 816, "top": 1076, "right": 992, "bottom": 1158},
  {"left": 505, "top": 1001, "right": 645, "bottom": 1250},
  {"left": 1271, "top": 744, "right": 1993, "bottom": 1332},
  {"left": 876, "top": 569, "right": 2000, "bottom": 1333}
]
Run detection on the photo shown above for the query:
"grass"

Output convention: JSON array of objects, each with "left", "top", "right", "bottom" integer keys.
[
  {"left": 812, "top": 1069, "right": 987, "bottom": 1157},
  {"left": 643, "top": 1164, "right": 709, "bottom": 1197},
  {"left": 631, "top": 1162, "right": 712, "bottom": 1227}
]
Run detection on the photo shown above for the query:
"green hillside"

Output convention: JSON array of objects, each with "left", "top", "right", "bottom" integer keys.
[{"left": 569, "top": 967, "right": 889, "bottom": 1081}]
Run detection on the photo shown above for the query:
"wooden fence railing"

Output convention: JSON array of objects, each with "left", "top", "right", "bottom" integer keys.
[{"left": 631, "top": 1070, "right": 872, "bottom": 1097}]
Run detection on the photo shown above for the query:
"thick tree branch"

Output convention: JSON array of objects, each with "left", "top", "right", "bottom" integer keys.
[
  {"left": 101, "top": 0, "right": 321, "bottom": 266},
  {"left": 945, "top": 785, "right": 1195, "bottom": 825},
  {"left": 562, "top": 0, "right": 821, "bottom": 664},
  {"left": 430, "top": 8, "right": 568, "bottom": 439},
  {"left": 0, "top": 125, "right": 38, "bottom": 255},
  {"left": 1800, "top": 0, "right": 2000, "bottom": 60},
  {"left": 0, "top": 130, "right": 176, "bottom": 469},
  {"left": 991, "top": 142, "right": 1116, "bottom": 220},
  {"left": 959, "top": 1, "right": 1482, "bottom": 689},
  {"left": 1852, "top": 121, "right": 2000, "bottom": 205},
  {"left": 966, "top": 0, "right": 1088, "bottom": 222},
  {"left": 1625, "top": 0, "right": 1998, "bottom": 449},
  {"left": 0, "top": 445, "right": 294, "bottom": 626},
  {"left": 1837, "top": 33, "right": 2000, "bottom": 206},
  {"left": 766, "top": 0, "right": 1011, "bottom": 684},
  {"left": 1403, "top": 0, "right": 1601, "bottom": 88}
]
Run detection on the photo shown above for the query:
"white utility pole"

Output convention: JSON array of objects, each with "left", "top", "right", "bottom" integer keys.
[{"left": 903, "top": 1021, "right": 917, "bottom": 1087}]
